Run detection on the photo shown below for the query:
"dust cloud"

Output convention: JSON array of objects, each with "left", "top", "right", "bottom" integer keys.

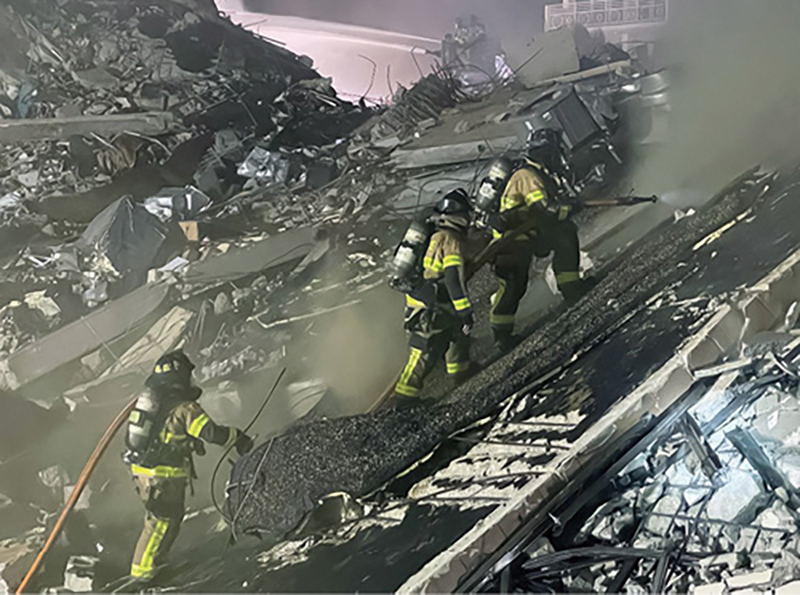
[
  {"left": 633, "top": 0, "right": 800, "bottom": 196},
  {"left": 303, "top": 259, "right": 407, "bottom": 416}
]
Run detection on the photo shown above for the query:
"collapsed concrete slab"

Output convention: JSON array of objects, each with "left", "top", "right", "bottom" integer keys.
[
  {"left": 0, "top": 113, "right": 176, "bottom": 145},
  {"left": 183, "top": 227, "right": 318, "bottom": 287},
  {"left": 0, "top": 283, "right": 171, "bottom": 400}
]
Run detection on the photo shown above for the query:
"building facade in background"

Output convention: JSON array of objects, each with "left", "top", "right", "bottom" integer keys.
[{"left": 545, "top": 0, "right": 668, "bottom": 43}]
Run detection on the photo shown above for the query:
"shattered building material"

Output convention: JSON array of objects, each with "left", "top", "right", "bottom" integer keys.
[
  {"left": 63, "top": 555, "right": 99, "bottom": 593},
  {"left": 0, "top": 282, "right": 170, "bottom": 397},
  {"left": 100, "top": 307, "right": 193, "bottom": 379},
  {"left": 0, "top": 113, "right": 176, "bottom": 145},
  {"left": 0, "top": 2, "right": 705, "bottom": 592},
  {"left": 367, "top": 71, "right": 463, "bottom": 142},
  {"left": 143, "top": 187, "right": 212, "bottom": 222},
  {"left": 237, "top": 148, "right": 292, "bottom": 187},
  {"left": 436, "top": 325, "right": 800, "bottom": 592},
  {"left": 183, "top": 227, "right": 318, "bottom": 286},
  {"left": 510, "top": 26, "right": 581, "bottom": 87}
]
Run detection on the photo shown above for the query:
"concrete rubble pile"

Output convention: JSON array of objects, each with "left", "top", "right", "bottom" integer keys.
[
  {"left": 0, "top": 7, "right": 661, "bottom": 421},
  {"left": 504, "top": 334, "right": 800, "bottom": 594},
  {"left": 0, "top": 0, "right": 393, "bottom": 402},
  {"left": 0, "top": 8, "right": 675, "bottom": 590}
]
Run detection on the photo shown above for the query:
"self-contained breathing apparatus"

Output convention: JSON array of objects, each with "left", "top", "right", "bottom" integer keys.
[
  {"left": 388, "top": 215, "right": 436, "bottom": 294},
  {"left": 123, "top": 352, "right": 202, "bottom": 469},
  {"left": 388, "top": 189, "right": 472, "bottom": 294},
  {"left": 472, "top": 128, "right": 577, "bottom": 226},
  {"left": 473, "top": 157, "right": 513, "bottom": 224}
]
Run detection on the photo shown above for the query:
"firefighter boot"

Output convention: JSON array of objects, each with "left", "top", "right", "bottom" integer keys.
[
  {"left": 560, "top": 277, "right": 598, "bottom": 306},
  {"left": 452, "top": 363, "right": 479, "bottom": 387},
  {"left": 493, "top": 326, "right": 518, "bottom": 355},
  {"left": 393, "top": 394, "right": 420, "bottom": 411}
]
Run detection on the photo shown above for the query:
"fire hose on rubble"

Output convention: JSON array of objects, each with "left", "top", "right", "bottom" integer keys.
[
  {"left": 15, "top": 368, "right": 288, "bottom": 593},
  {"left": 369, "top": 194, "right": 659, "bottom": 411},
  {"left": 15, "top": 247, "right": 314, "bottom": 592},
  {"left": 15, "top": 398, "right": 138, "bottom": 594}
]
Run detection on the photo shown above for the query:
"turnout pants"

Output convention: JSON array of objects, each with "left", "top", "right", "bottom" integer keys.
[
  {"left": 491, "top": 219, "right": 580, "bottom": 337},
  {"left": 130, "top": 475, "right": 186, "bottom": 580},
  {"left": 395, "top": 309, "right": 471, "bottom": 398}
]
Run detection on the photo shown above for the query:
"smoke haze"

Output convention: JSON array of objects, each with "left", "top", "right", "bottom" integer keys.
[{"left": 634, "top": 0, "right": 800, "bottom": 195}]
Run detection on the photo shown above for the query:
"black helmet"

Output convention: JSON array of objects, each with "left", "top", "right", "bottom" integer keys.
[
  {"left": 525, "top": 128, "right": 566, "bottom": 174},
  {"left": 435, "top": 189, "right": 472, "bottom": 232},
  {"left": 146, "top": 350, "right": 195, "bottom": 391},
  {"left": 436, "top": 188, "right": 471, "bottom": 216}
]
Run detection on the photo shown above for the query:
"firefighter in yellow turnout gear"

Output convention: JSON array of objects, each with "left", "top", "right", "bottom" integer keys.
[
  {"left": 394, "top": 189, "right": 475, "bottom": 408},
  {"left": 490, "top": 128, "right": 588, "bottom": 351},
  {"left": 124, "top": 350, "right": 253, "bottom": 583}
]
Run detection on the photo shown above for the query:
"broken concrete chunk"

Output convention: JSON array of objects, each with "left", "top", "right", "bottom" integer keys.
[
  {"left": 725, "top": 569, "right": 772, "bottom": 590},
  {"left": 752, "top": 530, "right": 788, "bottom": 555},
  {"left": 777, "top": 580, "right": 800, "bottom": 595},
  {"left": 752, "top": 397, "right": 800, "bottom": 444},
  {"left": 706, "top": 469, "right": 764, "bottom": 523},
  {"left": 693, "top": 582, "right": 725, "bottom": 595},
  {"left": 776, "top": 450, "right": 800, "bottom": 490},
  {"left": 755, "top": 500, "right": 797, "bottom": 532},
  {"left": 637, "top": 477, "right": 666, "bottom": 510},
  {"left": 64, "top": 555, "right": 99, "bottom": 592},
  {"left": 213, "top": 292, "right": 232, "bottom": 316},
  {"left": 0, "top": 113, "right": 176, "bottom": 144},
  {"left": 524, "top": 537, "right": 554, "bottom": 559},
  {"left": 666, "top": 460, "right": 695, "bottom": 486},
  {"left": 590, "top": 514, "right": 615, "bottom": 541},
  {"left": 73, "top": 67, "right": 120, "bottom": 90},
  {"left": 683, "top": 487, "right": 710, "bottom": 508},
  {"left": 644, "top": 492, "right": 682, "bottom": 536},
  {"left": 773, "top": 549, "right": 800, "bottom": 586}
]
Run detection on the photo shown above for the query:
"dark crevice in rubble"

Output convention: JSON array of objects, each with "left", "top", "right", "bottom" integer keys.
[
  {"left": 170, "top": 504, "right": 492, "bottom": 594},
  {"left": 380, "top": 423, "right": 495, "bottom": 500}
]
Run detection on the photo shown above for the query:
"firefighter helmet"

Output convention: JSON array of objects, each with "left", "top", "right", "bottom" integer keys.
[
  {"left": 435, "top": 188, "right": 472, "bottom": 232},
  {"left": 525, "top": 128, "right": 566, "bottom": 174},
  {"left": 145, "top": 350, "right": 195, "bottom": 390}
]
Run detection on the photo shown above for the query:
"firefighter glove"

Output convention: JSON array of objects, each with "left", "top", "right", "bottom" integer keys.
[
  {"left": 192, "top": 440, "right": 206, "bottom": 457},
  {"left": 488, "top": 212, "right": 508, "bottom": 234},
  {"left": 461, "top": 312, "right": 475, "bottom": 336},
  {"left": 236, "top": 431, "right": 254, "bottom": 456}
]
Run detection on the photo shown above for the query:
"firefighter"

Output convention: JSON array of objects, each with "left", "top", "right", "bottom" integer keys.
[
  {"left": 124, "top": 350, "right": 253, "bottom": 583},
  {"left": 489, "top": 128, "right": 592, "bottom": 351},
  {"left": 393, "top": 189, "right": 475, "bottom": 408}
]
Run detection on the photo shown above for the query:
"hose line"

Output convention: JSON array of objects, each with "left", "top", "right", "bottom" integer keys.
[
  {"left": 16, "top": 398, "right": 138, "bottom": 594},
  {"left": 210, "top": 368, "right": 286, "bottom": 524}
]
